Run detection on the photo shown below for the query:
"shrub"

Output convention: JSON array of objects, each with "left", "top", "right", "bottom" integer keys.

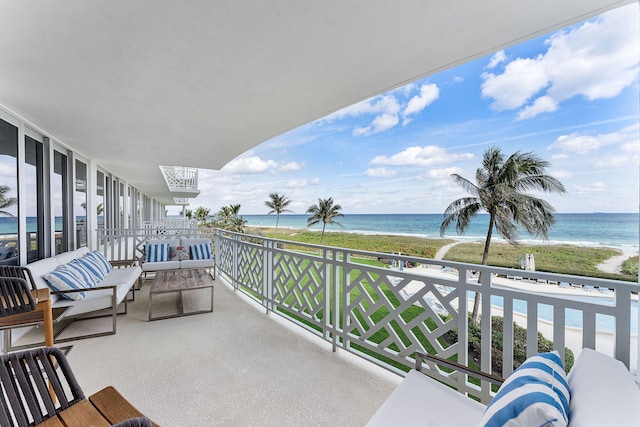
[
  {"left": 446, "top": 315, "right": 575, "bottom": 373},
  {"left": 621, "top": 256, "right": 638, "bottom": 276}
]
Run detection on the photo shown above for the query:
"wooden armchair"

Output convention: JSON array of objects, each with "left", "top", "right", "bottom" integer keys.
[
  {"left": 0, "top": 347, "right": 157, "bottom": 427},
  {"left": 0, "top": 267, "right": 58, "bottom": 353}
]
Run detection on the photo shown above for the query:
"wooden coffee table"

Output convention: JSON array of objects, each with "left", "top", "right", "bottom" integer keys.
[{"left": 148, "top": 268, "right": 214, "bottom": 321}]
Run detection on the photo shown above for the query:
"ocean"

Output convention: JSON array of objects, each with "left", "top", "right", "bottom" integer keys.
[
  {"left": 242, "top": 213, "right": 639, "bottom": 251},
  {"left": 1, "top": 213, "right": 638, "bottom": 250}
]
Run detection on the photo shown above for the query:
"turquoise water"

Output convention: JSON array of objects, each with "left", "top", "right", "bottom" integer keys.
[
  {"left": 243, "top": 213, "right": 639, "bottom": 250},
  {"left": 487, "top": 294, "right": 638, "bottom": 334}
]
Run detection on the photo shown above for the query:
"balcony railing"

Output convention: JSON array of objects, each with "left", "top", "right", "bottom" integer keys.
[
  {"left": 96, "top": 226, "right": 214, "bottom": 261},
  {"left": 159, "top": 165, "right": 199, "bottom": 193},
  {"left": 97, "top": 227, "right": 638, "bottom": 404},
  {"left": 215, "top": 230, "right": 638, "bottom": 404}
]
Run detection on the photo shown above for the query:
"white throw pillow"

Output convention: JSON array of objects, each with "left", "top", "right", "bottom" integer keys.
[{"left": 567, "top": 348, "right": 640, "bottom": 427}]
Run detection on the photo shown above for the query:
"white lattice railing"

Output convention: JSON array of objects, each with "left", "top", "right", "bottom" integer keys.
[
  {"left": 143, "top": 219, "right": 199, "bottom": 230},
  {"left": 215, "top": 229, "right": 639, "bottom": 404},
  {"left": 96, "top": 226, "right": 638, "bottom": 404},
  {"left": 96, "top": 227, "right": 214, "bottom": 261},
  {"left": 159, "top": 166, "right": 199, "bottom": 192}
]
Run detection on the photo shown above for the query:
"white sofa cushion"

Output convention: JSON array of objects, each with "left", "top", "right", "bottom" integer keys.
[
  {"left": 141, "top": 260, "right": 181, "bottom": 272},
  {"left": 53, "top": 265, "right": 141, "bottom": 317},
  {"left": 567, "top": 348, "right": 640, "bottom": 427},
  {"left": 180, "top": 259, "right": 214, "bottom": 269},
  {"left": 367, "top": 369, "right": 485, "bottom": 427}
]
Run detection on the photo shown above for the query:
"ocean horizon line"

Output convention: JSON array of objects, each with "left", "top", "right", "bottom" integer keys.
[{"left": 240, "top": 212, "right": 639, "bottom": 251}]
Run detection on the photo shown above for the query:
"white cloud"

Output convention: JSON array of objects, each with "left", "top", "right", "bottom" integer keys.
[
  {"left": 353, "top": 113, "right": 399, "bottom": 136},
  {"left": 453, "top": 76, "right": 464, "bottom": 83},
  {"left": 551, "top": 170, "right": 573, "bottom": 179},
  {"left": 574, "top": 182, "right": 606, "bottom": 194},
  {"left": 403, "top": 83, "right": 439, "bottom": 116},
  {"left": 424, "top": 167, "right": 463, "bottom": 179},
  {"left": 327, "top": 83, "right": 440, "bottom": 136},
  {"left": 549, "top": 124, "right": 639, "bottom": 155},
  {"left": 516, "top": 95, "right": 558, "bottom": 121},
  {"left": 222, "top": 156, "right": 278, "bottom": 174},
  {"left": 487, "top": 50, "right": 507, "bottom": 69},
  {"left": 370, "top": 146, "right": 473, "bottom": 167},
  {"left": 280, "top": 161, "right": 304, "bottom": 172},
  {"left": 365, "top": 168, "right": 397, "bottom": 178},
  {"left": 551, "top": 153, "right": 569, "bottom": 161},
  {"left": 327, "top": 95, "right": 399, "bottom": 120},
  {"left": 481, "top": 5, "right": 640, "bottom": 119},
  {"left": 481, "top": 57, "right": 548, "bottom": 110},
  {"left": 286, "top": 177, "right": 320, "bottom": 188}
]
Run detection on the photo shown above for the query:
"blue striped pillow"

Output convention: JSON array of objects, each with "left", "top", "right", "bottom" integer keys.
[
  {"left": 66, "top": 259, "right": 99, "bottom": 287},
  {"left": 89, "top": 251, "right": 113, "bottom": 274},
  {"left": 480, "top": 351, "right": 569, "bottom": 427},
  {"left": 146, "top": 243, "right": 170, "bottom": 262},
  {"left": 190, "top": 243, "right": 212, "bottom": 260},
  {"left": 77, "top": 251, "right": 111, "bottom": 281},
  {"left": 42, "top": 265, "right": 89, "bottom": 300}
]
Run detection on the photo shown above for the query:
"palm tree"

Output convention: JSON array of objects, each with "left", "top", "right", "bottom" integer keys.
[
  {"left": 229, "top": 204, "right": 241, "bottom": 216},
  {"left": 194, "top": 206, "right": 210, "bottom": 225},
  {"left": 440, "top": 146, "right": 566, "bottom": 324},
  {"left": 265, "top": 193, "right": 292, "bottom": 238},
  {"left": 306, "top": 197, "right": 344, "bottom": 244},
  {"left": 215, "top": 204, "right": 246, "bottom": 231},
  {"left": 0, "top": 185, "right": 17, "bottom": 216},
  {"left": 228, "top": 215, "right": 248, "bottom": 233}
]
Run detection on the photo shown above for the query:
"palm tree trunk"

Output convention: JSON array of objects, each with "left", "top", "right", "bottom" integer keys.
[
  {"left": 320, "top": 223, "right": 326, "bottom": 244},
  {"left": 471, "top": 214, "right": 495, "bottom": 325},
  {"left": 275, "top": 215, "right": 280, "bottom": 238}
]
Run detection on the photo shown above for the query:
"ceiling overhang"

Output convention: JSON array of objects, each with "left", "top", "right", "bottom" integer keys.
[{"left": 0, "top": 1, "right": 634, "bottom": 205}]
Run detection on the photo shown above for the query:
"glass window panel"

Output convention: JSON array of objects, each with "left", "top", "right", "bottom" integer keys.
[
  {"left": 53, "top": 150, "right": 69, "bottom": 254},
  {"left": 25, "top": 136, "right": 44, "bottom": 262},
  {"left": 97, "top": 170, "right": 104, "bottom": 229},
  {"left": 0, "top": 118, "right": 19, "bottom": 265},
  {"left": 75, "top": 160, "right": 87, "bottom": 247}
]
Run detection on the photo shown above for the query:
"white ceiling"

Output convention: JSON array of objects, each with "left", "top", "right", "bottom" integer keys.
[{"left": 0, "top": 0, "right": 634, "bottom": 204}]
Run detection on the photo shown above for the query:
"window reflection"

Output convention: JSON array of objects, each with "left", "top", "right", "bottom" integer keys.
[{"left": 0, "top": 118, "right": 18, "bottom": 265}]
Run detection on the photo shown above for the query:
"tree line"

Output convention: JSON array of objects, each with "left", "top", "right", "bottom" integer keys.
[{"left": 181, "top": 194, "right": 344, "bottom": 244}]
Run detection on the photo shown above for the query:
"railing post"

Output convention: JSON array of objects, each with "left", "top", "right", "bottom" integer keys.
[
  {"left": 342, "top": 251, "right": 350, "bottom": 352},
  {"left": 323, "top": 248, "right": 333, "bottom": 349},
  {"left": 331, "top": 249, "right": 343, "bottom": 353},
  {"left": 232, "top": 233, "right": 238, "bottom": 291},
  {"left": 615, "top": 290, "right": 631, "bottom": 368},
  {"left": 264, "top": 238, "right": 272, "bottom": 314}
]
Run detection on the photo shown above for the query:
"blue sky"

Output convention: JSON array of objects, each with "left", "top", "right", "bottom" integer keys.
[{"left": 176, "top": 4, "right": 640, "bottom": 216}]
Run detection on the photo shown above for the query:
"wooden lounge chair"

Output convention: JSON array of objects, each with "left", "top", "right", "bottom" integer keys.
[{"left": 0, "top": 347, "right": 157, "bottom": 427}]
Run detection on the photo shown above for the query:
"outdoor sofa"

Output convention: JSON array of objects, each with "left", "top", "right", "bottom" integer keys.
[
  {"left": 139, "top": 237, "right": 215, "bottom": 279},
  {"left": 367, "top": 348, "right": 640, "bottom": 427},
  {"left": 13, "top": 246, "right": 140, "bottom": 344}
]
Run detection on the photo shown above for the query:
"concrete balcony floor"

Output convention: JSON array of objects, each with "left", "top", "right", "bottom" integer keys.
[{"left": 62, "top": 278, "right": 397, "bottom": 426}]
